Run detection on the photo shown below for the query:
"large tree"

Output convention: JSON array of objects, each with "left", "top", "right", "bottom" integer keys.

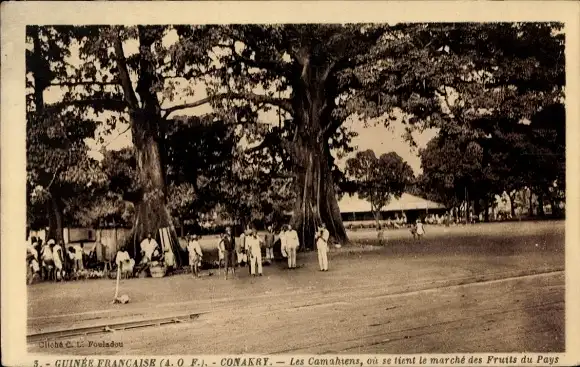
[
  {"left": 172, "top": 24, "right": 393, "bottom": 248},
  {"left": 30, "top": 23, "right": 564, "bottom": 253},
  {"left": 184, "top": 23, "right": 564, "bottom": 247},
  {"left": 360, "top": 22, "right": 565, "bottom": 221},
  {"left": 26, "top": 26, "right": 111, "bottom": 241},
  {"left": 345, "top": 150, "right": 414, "bottom": 230},
  {"left": 28, "top": 25, "right": 223, "bottom": 263}
]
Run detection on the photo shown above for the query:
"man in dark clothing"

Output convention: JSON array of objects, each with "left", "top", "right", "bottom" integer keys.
[{"left": 223, "top": 227, "right": 236, "bottom": 279}]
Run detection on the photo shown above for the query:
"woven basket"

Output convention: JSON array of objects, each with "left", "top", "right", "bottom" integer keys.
[{"left": 150, "top": 265, "right": 166, "bottom": 278}]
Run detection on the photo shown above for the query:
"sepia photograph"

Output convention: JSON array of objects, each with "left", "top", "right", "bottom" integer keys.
[{"left": 2, "top": 1, "right": 579, "bottom": 366}]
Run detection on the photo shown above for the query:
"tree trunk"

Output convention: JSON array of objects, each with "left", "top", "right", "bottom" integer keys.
[
  {"left": 508, "top": 193, "right": 516, "bottom": 218},
  {"left": 288, "top": 49, "right": 348, "bottom": 249},
  {"left": 550, "top": 197, "right": 562, "bottom": 218},
  {"left": 464, "top": 188, "right": 470, "bottom": 224},
  {"left": 538, "top": 191, "right": 545, "bottom": 217},
  {"left": 126, "top": 112, "right": 184, "bottom": 266},
  {"left": 528, "top": 188, "right": 534, "bottom": 217},
  {"left": 114, "top": 27, "right": 183, "bottom": 266},
  {"left": 483, "top": 197, "right": 490, "bottom": 222},
  {"left": 289, "top": 138, "right": 347, "bottom": 249},
  {"left": 46, "top": 195, "right": 64, "bottom": 243},
  {"left": 373, "top": 209, "right": 382, "bottom": 230}
]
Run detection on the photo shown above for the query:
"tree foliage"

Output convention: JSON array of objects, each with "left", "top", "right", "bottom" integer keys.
[
  {"left": 27, "top": 23, "right": 565, "bottom": 252},
  {"left": 346, "top": 150, "right": 414, "bottom": 228}
]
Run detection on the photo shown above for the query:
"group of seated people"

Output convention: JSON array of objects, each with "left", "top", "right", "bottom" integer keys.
[{"left": 114, "top": 232, "right": 177, "bottom": 279}]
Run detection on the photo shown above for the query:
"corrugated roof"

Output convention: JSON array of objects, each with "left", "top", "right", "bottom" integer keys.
[{"left": 338, "top": 193, "right": 446, "bottom": 213}]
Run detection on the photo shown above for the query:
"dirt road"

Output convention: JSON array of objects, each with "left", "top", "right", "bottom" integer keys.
[{"left": 27, "top": 221, "right": 564, "bottom": 354}]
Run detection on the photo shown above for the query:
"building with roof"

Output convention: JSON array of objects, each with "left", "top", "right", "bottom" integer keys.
[{"left": 338, "top": 193, "right": 447, "bottom": 224}]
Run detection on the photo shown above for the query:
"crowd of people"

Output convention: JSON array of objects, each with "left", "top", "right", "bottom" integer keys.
[
  {"left": 26, "top": 237, "right": 91, "bottom": 283},
  {"left": 186, "top": 223, "right": 331, "bottom": 280},
  {"left": 26, "top": 223, "right": 333, "bottom": 284}
]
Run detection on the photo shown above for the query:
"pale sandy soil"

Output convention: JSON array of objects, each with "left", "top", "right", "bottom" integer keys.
[{"left": 27, "top": 221, "right": 564, "bottom": 354}]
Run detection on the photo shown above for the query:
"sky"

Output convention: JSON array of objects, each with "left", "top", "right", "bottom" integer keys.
[
  {"left": 86, "top": 112, "right": 438, "bottom": 175},
  {"left": 40, "top": 28, "right": 438, "bottom": 176}
]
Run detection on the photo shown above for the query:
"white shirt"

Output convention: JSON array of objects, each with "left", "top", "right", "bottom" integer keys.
[
  {"left": 217, "top": 238, "right": 226, "bottom": 253},
  {"left": 73, "top": 244, "right": 83, "bottom": 260},
  {"left": 321, "top": 228, "right": 330, "bottom": 242},
  {"left": 67, "top": 248, "right": 76, "bottom": 260},
  {"left": 279, "top": 231, "right": 287, "bottom": 247},
  {"left": 27, "top": 244, "right": 38, "bottom": 260},
  {"left": 245, "top": 235, "right": 262, "bottom": 255},
  {"left": 140, "top": 238, "right": 158, "bottom": 259},
  {"left": 187, "top": 240, "right": 202, "bottom": 257},
  {"left": 286, "top": 230, "right": 299, "bottom": 248},
  {"left": 41, "top": 245, "right": 53, "bottom": 260},
  {"left": 164, "top": 249, "right": 175, "bottom": 266},
  {"left": 317, "top": 228, "right": 330, "bottom": 248},
  {"left": 52, "top": 244, "right": 63, "bottom": 262},
  {"left": 116, "top": 250, "right": 131, "bottom": 265},
  {"left": 416, "top": 223, "right": 425, "bottom": 235}
]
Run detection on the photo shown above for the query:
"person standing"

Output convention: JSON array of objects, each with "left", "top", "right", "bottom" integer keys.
[
  {"left": 140, "top": 232, "right": 159, "bottom": 265},
  {"left": 217, "top": 233, "right": 226, "bottom": 276},
  {"left": 264, "top": 225, "right": 275, "bottom": 262},
  {"left": 66, "top": 245, "right": 76, "bottom": 278},
  {"left": 27, "top": 240, "right": 40, "bottom": 284},
  {"left": 163, "top": 245, "right": 175, "bottom": 275},
  {"left": 237, "top": 228, "right": 247, "bottom": 267},
  {"left": 115, "top": 247, "right": 134, "bottom": 279},
  {"left": 285, "top": 225, "right": 299, "bottom": 269},
  {"left": 243, "top": 226, "right": 253, "bottom": 275},
  {"left": 53, "top": 240, "right": 65, "bottom": 281},
  {"left": 41, "top": 240, "right": 55, "bottom": 281},
  {"left": 74, "top": 242, "right": 84, "bottom": 272},
  {"left": 223, "top": 227, "right": 236, "bottom": 279},
  {"left": 187, "top": 234, "right": 203, "bottom": 277},
  {"left": 316, "top": 223, "right": 330, "bottom": 272},
  {"left": 279, "top": 225, "right": 288, "bottom": 259},
  {"left": 415, "top": 219, "right": 426, "bottom": 239},
  {"left": 246, "top": 228, "right": 263, "bottom": 276}
]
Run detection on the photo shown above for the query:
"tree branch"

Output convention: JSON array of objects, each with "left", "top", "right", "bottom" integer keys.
[
  {"left": 112, "top": 29, "right": 139, "bottom": 110},
  {"left": 46, "top": 98, "right": 128, "bottom": 113},
  {"left": 162, "top": 92, "right": 293, "bottom": 119},
  {"left": 321, "top": 61, "right": 336, "bottom": 83},
  {"left": 162, "top": 97, "right": 212, "bottom": 118},
  {"left": 218, "top": 41, "right": 289, "bottom": 76},
  {"left": 50, "top": 81, "right": 119, "bottom": 88},
  {"left": 46, "top": 159, "right": 64, "bottom": 192},
  {"left": 321, "top": 115, "right": 347, "bottom": 139},
  {"left": 240, "top": 132, "right": 278, "bottom": 155}
]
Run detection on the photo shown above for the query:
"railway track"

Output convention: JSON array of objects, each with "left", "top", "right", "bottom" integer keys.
[
  {"left": 27, "top": 313, "right": 202, "bottom": 344},
  {"left": 27, "top": 269, "right": 564, "bottom": 346}
]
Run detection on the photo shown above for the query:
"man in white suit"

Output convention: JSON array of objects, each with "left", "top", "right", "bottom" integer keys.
[
  {"left": 285, "top": 225, "right": 299, "bottom": 269},
  {"left": 316, "top": 223, "right": 330, "bottom": 271},
  {"left": 246, "top": 228, "right": 263, "bottom": 276}
]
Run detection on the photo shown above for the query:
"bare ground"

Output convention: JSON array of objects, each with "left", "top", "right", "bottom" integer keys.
[{"left": 27, "top": 221, "right": 564, "bottom": 355}]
